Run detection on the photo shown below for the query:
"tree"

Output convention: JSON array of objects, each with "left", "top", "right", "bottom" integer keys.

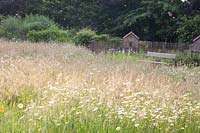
[
  {"left": 177, "top": 15, "right": 200, "bottom": 43},
  {"left": 182, "top": 0, "right": 200, "bottom": 15},
  {"left": 0, "top": 0, "right": 25, "bottom": 16},
  {"left": 112, "top": 0, "right": 184, "bottom": 42},
  {"left": 25, "top": 0, "right": 99, "bottom": 28},
  {"left": 0, "top": 0, "right": 199, "bottom": 43}
]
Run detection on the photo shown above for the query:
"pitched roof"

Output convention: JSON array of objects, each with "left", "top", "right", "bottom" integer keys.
[
  {"left": 193, "top": 35, "right": 200, "bottom": 42},
  {"left": 123, "top": 31, "right": 140, "bottom": 40}
]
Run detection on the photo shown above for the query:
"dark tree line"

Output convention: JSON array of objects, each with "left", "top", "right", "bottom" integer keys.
[
  {"left": 0, "top": 0, "right": 25, "bottom": 16},
  {"left": 0, "top": 0, "right": 200, "bottom": 43}
]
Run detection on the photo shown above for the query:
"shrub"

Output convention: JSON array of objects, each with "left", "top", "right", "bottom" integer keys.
[
  {"left": 74, "top": 28, "right": 123, "bottom": 48},
  {"left": 27, "top": 28, "right": 72, "bottom": 43},
  {"left": 0, "top": 15, "right": 58, "bottom": 40},
  {"left": 177, "top": 15, "right": 200, "bottom": 43},
  {"left": 0, "top": 15, "right": 5, "bottom": 22},
  {"left": 94, "top": 34, "right": 109, "bottom": 41},
  {"left": 0, "top": 15, "right": 5, "bottom": 36},
  {"left": 74, "top": 28, "right": 96, "bottom": 46},
  {"left": 0, "top": 16, "right": 23, "bottom": 39},
  {"left": 22, "top": 15, "right": 57, "bottom": 39},
  {"left": 175, "top": 51, "right": 200, "bottom": 67}
]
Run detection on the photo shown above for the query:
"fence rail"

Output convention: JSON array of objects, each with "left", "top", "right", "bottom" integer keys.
[
  {"left": 90, "top": 40, "right": 191, "bottom": 53},
  {"left": 140, "top": 41, "right": 190, "bottom": 53}
]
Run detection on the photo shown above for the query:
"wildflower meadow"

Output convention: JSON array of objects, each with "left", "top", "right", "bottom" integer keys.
[{"left": 0, "top": 40, "right": 200, "bottom": 132}]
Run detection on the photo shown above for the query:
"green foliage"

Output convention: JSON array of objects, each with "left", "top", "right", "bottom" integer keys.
[
  {"left": 0, "top": 15, "right": 5, "bottom": 22},
  {"left": 0, "top": 15, "right": 74, "bottom": 43},
  {"left": 22, "top": 14, "right": 56, "bottom": 39},
  {"left": 0, "top": 0, "right": 25, "bottom": 16},
  {"left": 177, "top": 15, "right": 200, "bottom": 43},
  {"left": 0, "top": 0, "right": 199, "bottom": 43},
  {"left": 0, "top": 16, "right": 23, "bottom": 39},
  {"left": 0, "top": 15, "right": 4, "bottom": 36},
  {"left": 0, "top": 15, "right": 57, "bottom": 40},
  {"left": 109, "top": 37, "right": 122, "bottom": 44},
  {"left": 22, "top": 0, "right": 198, "bottom": 43},
  {"left": 94, "top": 34, "right": 109, "bottom": 41},
  {"left": 113, "top": 0, "right": 182, "bottom": 42},
  {"left": 74, "top": 28, "right": 96, "bottom": 46},
  {"left": 74, "top": 28, "right": 122, "bottom": 47},
  {"left": 175, "top": 51, "right": 200, "bottom": 67},
  {"left": 27, "top": 28, "right": 73, "bottom": 43}
]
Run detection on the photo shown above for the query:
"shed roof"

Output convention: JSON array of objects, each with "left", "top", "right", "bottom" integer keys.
[
  {"left": 123, "top": 31, "right": 140, "bottom": 40},
  {"left": 193, "top": 35, "right": 200, "bottom": 42}
]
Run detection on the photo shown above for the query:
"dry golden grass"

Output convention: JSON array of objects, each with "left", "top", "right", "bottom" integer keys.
[
  {"left": 0, "top": 39, "right": 200, "bottom": 132},
  {"left": 0, "top": 40, "right": 197, "bottom": 100}
]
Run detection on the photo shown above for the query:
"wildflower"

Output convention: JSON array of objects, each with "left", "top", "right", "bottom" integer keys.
[
  {"left": 34, "top": 113, "right": 39, "bottom": 117},
  {"left": 153, "top": 123, "right": 158, "bottom": 127},
  {"left": 18, "top": 103, "right": 24, "bottom": 109},
  {"left": 132, "top": 118, "right": 136, "bottom": 122},
  {"left": 60, "top": 115, "right": 64, "bottom": 119},
  {"left": 76, "top": 112, "right": 82, "bottom": 115},
  {"left": 136, "top": 79, "right": 140, "bottom": 82},
  {"left": 92, "top": 107, "right": 98, "bottom": 112},
  {"left": 181, "top": 127, "right": 185, "bottom": 130},
  {"left": 19, "top": 116, "right": 25, "bottom": 120},
  {"left": 135, "top": 124, "right": 140, "bottom": 127},
  {"left": 0, "top": 104, "right": 4, "bottom": 113},
  {"left": 38, "top": 116, "right": 43, "bottom": 120},
  {"left": 116, "top": 127, "right": 121, "bottom": 131},
  {"left": 56, "top": 123, "right": 61, "bottom": 126}
]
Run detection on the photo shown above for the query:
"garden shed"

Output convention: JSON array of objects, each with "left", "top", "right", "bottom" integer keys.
[
  {"left": 191, "top": 35, "right": 200, "bottom": 52},
  {"left": 122, "top": 31, "right": 140, "bottom": 52}
]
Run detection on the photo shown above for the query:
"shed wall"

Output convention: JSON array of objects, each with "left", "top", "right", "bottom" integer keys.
[
  {"left": 123, "top": 35, "right": 139, "bottom": 49},
  {"left": 191, "top": 39, "right": 200, "bottom": 52}
]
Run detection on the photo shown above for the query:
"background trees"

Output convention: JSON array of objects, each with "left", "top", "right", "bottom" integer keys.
[
  {"left": 0, "top": 0, "right": 25, "bottom": 16},
  {"left": 0, "top": 0, "right": 200, "bottom": 43}
]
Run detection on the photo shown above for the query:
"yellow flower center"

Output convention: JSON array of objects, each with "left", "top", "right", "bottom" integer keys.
[{"left": 0, "top": 104, "right": 4, "bottom": 113}]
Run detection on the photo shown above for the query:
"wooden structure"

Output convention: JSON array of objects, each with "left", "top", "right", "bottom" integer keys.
[
  {"left": 146, "top": 52, "right": 176, "bottom": 59},
  {"left": 139, "top": 51, "right": 177, "bottom": 66},
  {"left": 122, "top": 31, "right": 140, "bottom": 52},
  {"left": 191, "top": 35, "right": 200, "bottom": 52},
  {"left": 89, "top": 33, "right": 191, "bottom": 53},
  {"left": 89, "top": 40, "right": 120, "bottom": 53},
  {"left": 141, "top": 41, "right": 189, "bottom": 53}
]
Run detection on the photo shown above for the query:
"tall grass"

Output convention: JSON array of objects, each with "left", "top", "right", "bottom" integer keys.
[{"left": 0, "top": 39, "right": 200, "bottom": 132}]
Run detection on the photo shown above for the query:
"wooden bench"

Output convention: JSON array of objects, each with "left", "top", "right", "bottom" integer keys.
[{"left": 139, "top": 52, "right": 177, "bottom": 65}]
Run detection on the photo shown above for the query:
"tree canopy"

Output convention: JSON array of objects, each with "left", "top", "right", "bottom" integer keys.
[{"left": 0, "top": 0, "right": 200, "bottom": 43}]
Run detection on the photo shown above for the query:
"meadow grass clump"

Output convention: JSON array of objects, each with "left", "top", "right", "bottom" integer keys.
[{"left": 0, "top": 39, "right": 200, "bottom": 132}]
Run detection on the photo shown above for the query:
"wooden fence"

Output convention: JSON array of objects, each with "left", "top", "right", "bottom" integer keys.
[
  {"left": 140, "top": 41, "right": 190, "bottom": 53},
  {"left": 90, "top": 41, "right": 121, "bottom": 53},
  {"left": 90, "top": 40, "right": 191, "bottom": 53}
]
